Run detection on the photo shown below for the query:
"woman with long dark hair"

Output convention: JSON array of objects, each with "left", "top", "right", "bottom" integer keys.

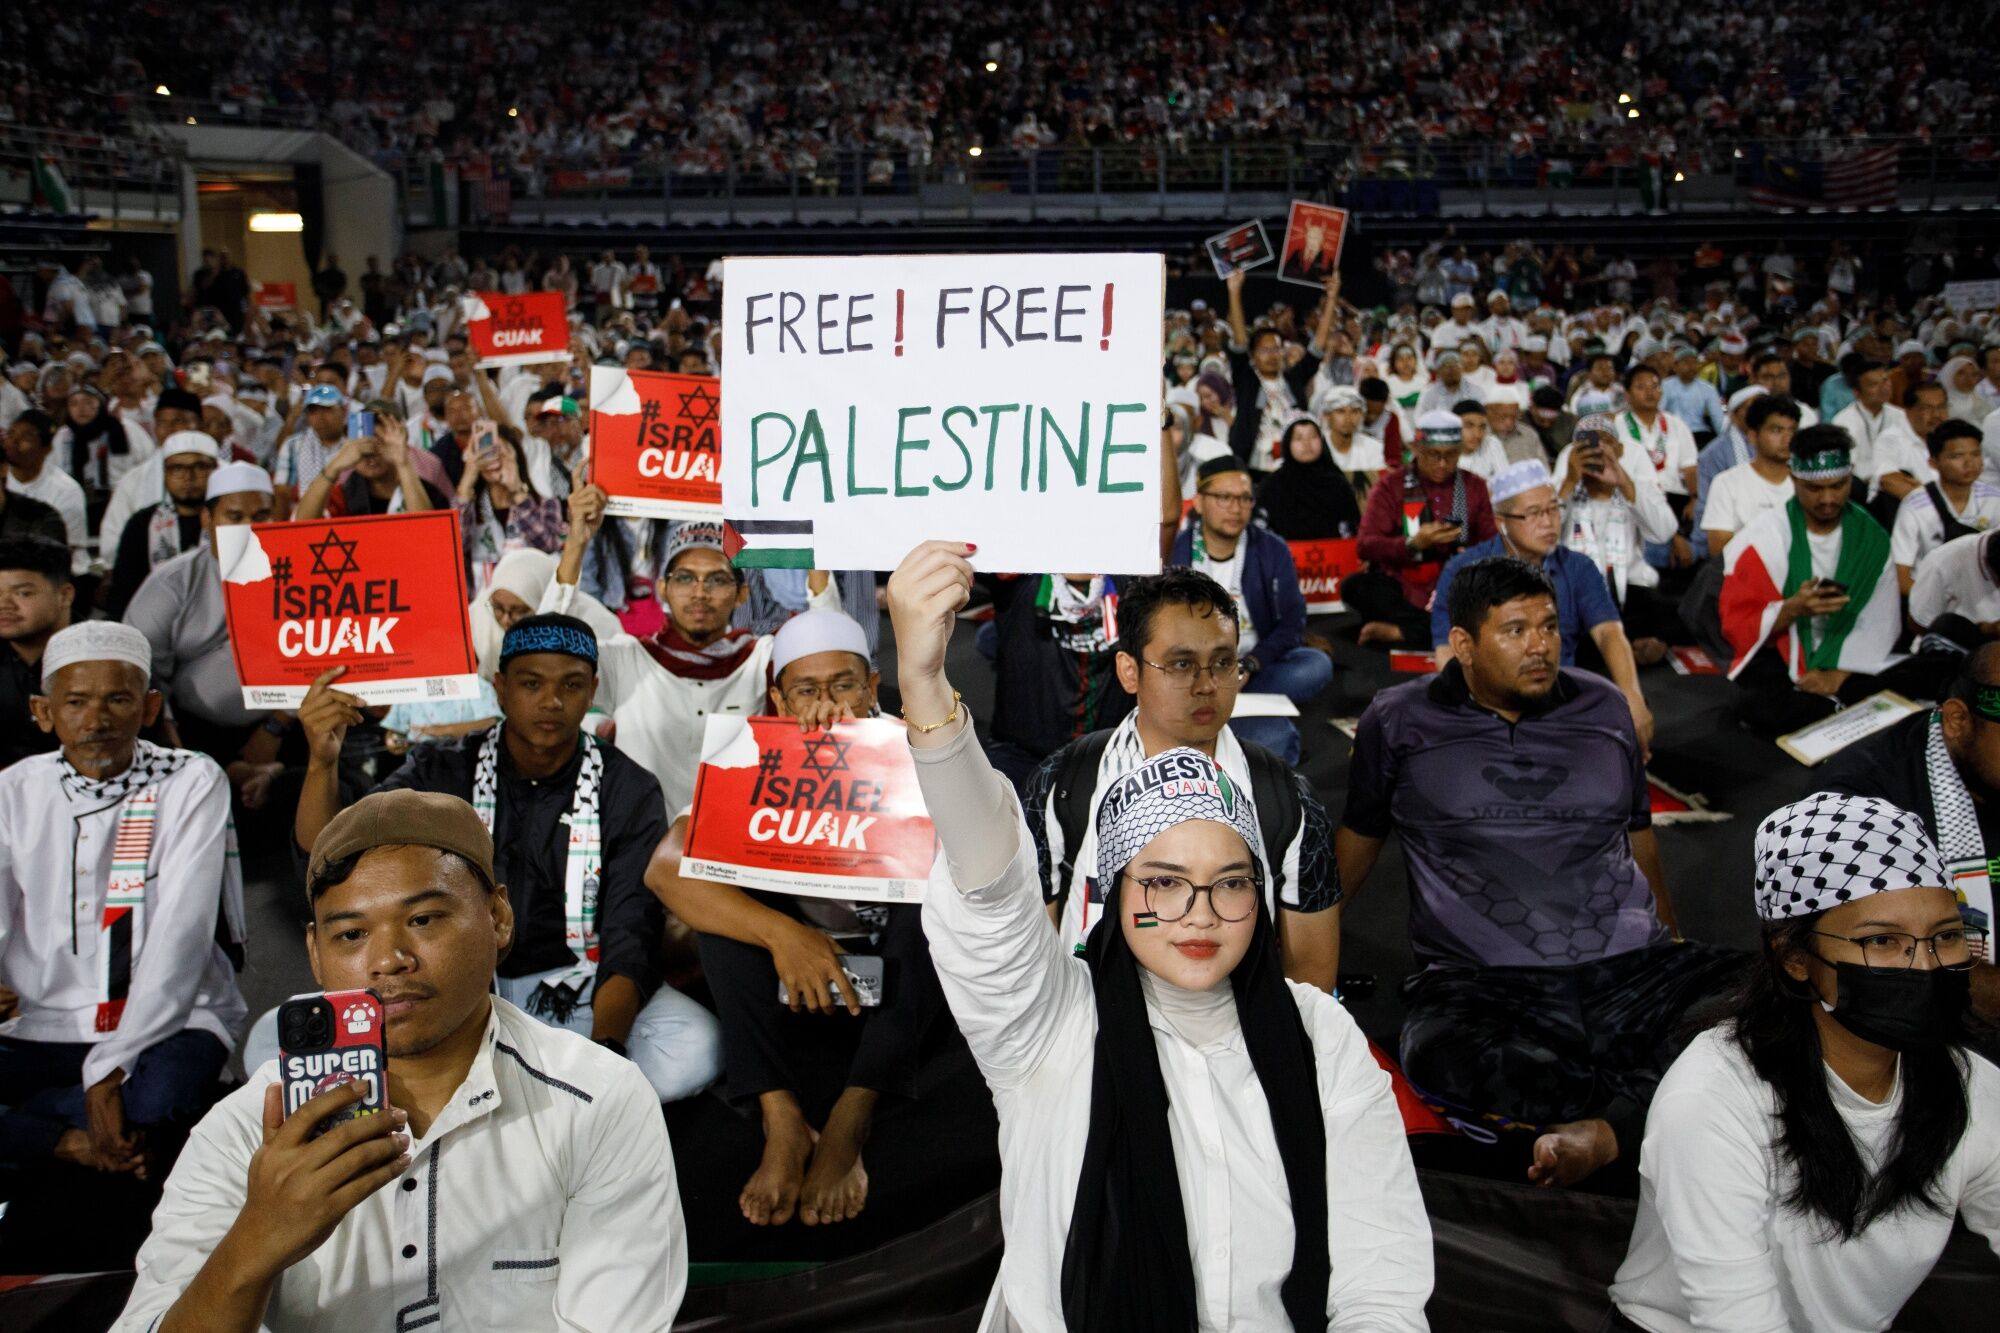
[
  {"left": 1612, "top": 793, "right": 2000, "bottom": 1333},
  {"left": 888, "top": 540, "right": 1432, "bottom": 1332}
]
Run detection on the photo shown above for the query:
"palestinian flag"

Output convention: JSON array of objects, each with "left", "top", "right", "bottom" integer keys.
[
  {"left": 723, "top": 518, "right": 815, "bottom": 569},
  {"left": 1719, "top": 500, "right": 1899, "bottom": 680},
  {"left": 32, "top": 154, "right": 73, "bottom": 213}
]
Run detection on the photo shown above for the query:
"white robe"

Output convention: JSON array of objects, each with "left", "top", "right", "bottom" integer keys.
[{"left": 0, "top": 745, "right": 246, "bottom": 1086}]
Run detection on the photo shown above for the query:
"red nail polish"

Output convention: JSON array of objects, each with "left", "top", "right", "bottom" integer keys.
[{"left": 964, "top": 543, "right": 978, "bottom": 553}]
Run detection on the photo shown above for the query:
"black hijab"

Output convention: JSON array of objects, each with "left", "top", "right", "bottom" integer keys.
[
  {"left": 1059, "top": 864, "right": 1330, "bottom": 1331},
  {"left": 62, "top": 387, "right": 130, "bottom": 488},
  {"left": 1256, "top": 415, "right": 1361, "bottom": 541}
]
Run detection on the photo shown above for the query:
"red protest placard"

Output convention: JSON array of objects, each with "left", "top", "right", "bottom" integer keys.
[
  {"left": 462, "top": 290, "right": 571, "bottom": 369},
  {"left": 588, "top": 366, "right": 723, "bottom": 520},
  {"left": 681, "top": 716, "right": 937, "bottom": 903},
  {"left": 252, "top": 281, "right": 296, "bottom": 310},
  {"left": 215, "top": 511, "right": 480, "bottom": 708},
  {"left": 1278, "top": 200, "right": 1350, "bottom": 288},
  {"left": 1288, "top": 537, "right": 1362, "bottom": 612}
]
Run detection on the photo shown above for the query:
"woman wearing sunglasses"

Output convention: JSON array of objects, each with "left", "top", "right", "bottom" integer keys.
[
  {"left": 1612, "top": 793, "right": 2000, "bottom": 1333},
  {"left": 887, "top": 540, "right": 1432, "bottom": 1332}
]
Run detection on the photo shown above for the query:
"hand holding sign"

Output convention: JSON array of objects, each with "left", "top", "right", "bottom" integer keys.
[
  {"left": 887, "top": 541, "right": 975, "bottom": 690},
  {"left": 297, "top": 667, "right": 364, "bottom": 767}
]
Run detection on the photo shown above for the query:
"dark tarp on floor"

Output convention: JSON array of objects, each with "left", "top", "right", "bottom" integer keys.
[{"left": 16, "top": 1170, "right": 1995, "bottom": 1332}]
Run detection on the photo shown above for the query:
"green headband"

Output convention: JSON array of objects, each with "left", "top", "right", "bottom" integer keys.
[
  {"left": 1789, "top": 449, "right": 1852, "bottom": 480},
  {"left": 1972, "top": 686, "right": 2000, "bottom": 722}
]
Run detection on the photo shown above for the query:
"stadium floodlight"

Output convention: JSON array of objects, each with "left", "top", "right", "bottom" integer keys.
[
  {"left": 1618, "top": 93, "right": 1632, "bottom": 105},
  {"left": 1673, "top": 171, "right": 1686, "bottom": 182},
  {"left": 984, "top": 60, "right": 998, "bottom": 72},
  {"left": 249, "top": 211, "right": 305, "bottom": 233},
  {"left": 154, "top": 85, "right": 171, "bottom": 96},
  {"left": 186, "top": 116, "right": 197, "bottom": 125},
  {"left": 508, "top": 107, "right": 519, "bottom": 117},
  {"left": 1627, "top": 108, "right": 1640, "bottom": 119},
  {"left": 968, "top": 145, "right": 984, "bottom": 158}
]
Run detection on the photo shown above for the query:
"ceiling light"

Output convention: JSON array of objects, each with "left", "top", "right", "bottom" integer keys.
[{"left": 249, "top": 211, "right": 305, "bottom": 233}]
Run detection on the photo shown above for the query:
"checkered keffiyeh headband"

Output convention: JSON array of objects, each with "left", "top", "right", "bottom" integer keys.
[
  {"left": 1753, "top": 792, "right": 1947, "bottom": 921},
  {"left": 1095, "top": 747, "right": 1266, "bottom": 896}
]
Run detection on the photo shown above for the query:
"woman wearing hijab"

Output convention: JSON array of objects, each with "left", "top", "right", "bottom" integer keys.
[
  {"left": 1257, "top": 414, "right": 1364, "bottom": 541},
  {"left": 1939, "top": 354, "right": 1991, "bottom": 426},
  {"left": 889, "top": 540, "right": 1432, "bottom": 1332},
  {"left": 1385, "top": 342, "right": 1429, "bottom": 438},
  {"left": 53, "top": 384, "right": 145, "bottom": 498},
  {"left": 1612, "top": 793, "right": 2000, "bottom": 1333},
  {"left": 469, "top": 548, "right": 622, "bottom": 676}
]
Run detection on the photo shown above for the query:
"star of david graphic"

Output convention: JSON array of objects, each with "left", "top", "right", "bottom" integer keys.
[
  {"left": 798, "top": 734, "right": 852, "bottom": 781},
  {"left": 309, "top": 531, "right": 363, "bottom": 586},
  {"left": 677, "top": 382, "right": 719, "bottom": 428}
]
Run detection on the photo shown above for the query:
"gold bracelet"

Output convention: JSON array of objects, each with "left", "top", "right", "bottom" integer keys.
[{"left": 904, "top": 689, "right": 963, "bottom": 734}]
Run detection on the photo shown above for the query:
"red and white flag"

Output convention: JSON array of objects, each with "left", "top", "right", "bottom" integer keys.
[{"left": 1718, "top": 507, "right": 1899, "bottom": 681}]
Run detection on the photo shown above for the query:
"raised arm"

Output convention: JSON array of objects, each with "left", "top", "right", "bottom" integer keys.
[{"left": 889, "top": 541, "right": 1089, "bottom": 1086}]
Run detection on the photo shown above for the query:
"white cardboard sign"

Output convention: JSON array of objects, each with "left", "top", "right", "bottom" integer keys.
[{"left": 720, "top": 253, "right": 1165, "bottom": 574}]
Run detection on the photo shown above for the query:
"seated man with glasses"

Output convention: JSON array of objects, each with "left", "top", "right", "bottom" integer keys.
[
  {"left": 645, "top": 610, "right": 946, "bottom": 1230},
  {"left": 1431, "top": 458, "right": 1655, "bottom": 753},
  {"left": 1822, "top": 643, "right": 2000, "bottom": 1036},
  {"left": 540, "top": 491, "right": 841, "bottom": 816},
  {"left": 1340, "top": 556, "right": 1741, "bottom": 1189},
  {"left": 1023, "top": 568, "right": 1342, "bottom": 991},
  {"left": 1169, "top": 455, "right": 1330, "bottom": 766}
]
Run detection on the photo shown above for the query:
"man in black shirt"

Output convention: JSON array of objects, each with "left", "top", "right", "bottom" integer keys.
[
  {"left": 1821, "top": 643, "right": 2000, "bottom": 1026},
  {"left": 984, "top": 573, "right": 1133, "bottom": 790},
  {"left": 286, "top": 613, "right": 720, "bottom": 1103},
  {"left": 0, "top": 537, "right": 72, "bottom": 769}
]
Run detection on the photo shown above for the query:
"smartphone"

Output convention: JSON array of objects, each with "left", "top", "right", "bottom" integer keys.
[
  {"left": 473, "top": 418, "right": 499, "bottom": 455},
  {"left": 1815, "top": 578, "right": 1848, "bottom": 595},
  {"left": 277, "top": 989, "right": 387, "bottom": 1137},
  {"left": 778, "top": 954, "right": 886, "bottom": 1008},
  {"left": 346, "top": 410, "right": 375, "bottom": 440}
]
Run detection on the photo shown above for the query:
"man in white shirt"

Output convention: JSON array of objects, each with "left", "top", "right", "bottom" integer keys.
[
  {"left": 0, "top": 622, "right": 245, "bottom": 1179},
  {"left": 4, "top": 410, "right": 90, "bottom": 578},
  {"left": 1427, "top": 293, "right": 1482, "bottom": 353},
  {"left": 1453, "top": 398, "right": 1510, "bottom": 481},
  {"left": 1866, "top": 380, "right": 1947, "bottom": 509},
  {"left": 96, "top": 387, "right": 207, "bottom": 562},
  {"left": 589, "top": 250, "right": 628, "bottom": 324},
  {"left": 543, "top": 493, "right": 839, "bottom": 815},
  {"left": 1414, "top": 349, "right": 1471, "bottom": 419},
  {"left": 1702, "top": 395, "right": 1803, "bottom": 552},
  {"left": 114, "top": 787, "right": 684, "bottom": 1332},
  {"left": 1831, "top": 360, "right": 1911, "bottom": 486},
  {"left": 1910, "top": 529, "right": 2000, "bottom": 643},
  {"left": 1477, "top": 289, "right": 1528, "bottom": 356},
  {"left": 1748, "top": 352, "right": 1820, "bottom": 428},
  {"left": 1894, "top": 419, "right": 2000, "bottom": 592},
  {"left": 1552, "top": 413, "right": 1680, "bottom": 603},
  {"left": 1618, "top": 365, "right": 1701, "bottom": 500},
  {"left": 269, "top": 384, "right": 349, "bottom": 517}
]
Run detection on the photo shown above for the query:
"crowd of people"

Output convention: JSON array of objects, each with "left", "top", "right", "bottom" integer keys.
[
  {"left": 2, "top": 229, "right": 1999, "bottom": 1332},
  {"left": 6, "top": 2, "right": 1999, "bottom": 195}
]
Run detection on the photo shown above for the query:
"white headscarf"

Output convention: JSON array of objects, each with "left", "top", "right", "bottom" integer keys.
[
  {"left": 468, "top": 549, "right": 624, "bottom": 675},
  {"left": 1939, "top": 355, "right": 1991, "bottom": 424}
]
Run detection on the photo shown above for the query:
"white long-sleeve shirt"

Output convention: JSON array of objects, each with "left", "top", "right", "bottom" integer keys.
[
  {"left": 923, "top": 775, "right": 1432, "bottom": 1331},
  {"left": 115, "top": 998, "right": 686, "bottom": 1333},
  {"left": 0, "top": 745, "right": 246, "bottom": 1086},
  {"left": 1611, "top": 1028, "right": 2000, "bottom": 1333},
  {"left": 1553, "top": 442, "right": 1679, "bottom": 592},
  {"left": 540, "top": 575, "right": 840, "bottom": 815}
]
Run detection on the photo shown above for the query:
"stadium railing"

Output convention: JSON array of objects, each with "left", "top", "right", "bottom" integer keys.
[{"left": 0, "top": 125, "right": 186, "bottom": 223}]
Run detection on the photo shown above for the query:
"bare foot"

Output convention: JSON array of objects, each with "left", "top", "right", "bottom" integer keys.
[
  {"left": 1357, "top": 621, "right": 1405, "bottom": 647},
  {"left": 800, "top": 1089, "right": 877, "bottom": 1226},
  {"left": 739, "top": 1098, "right": 813, "bottom": 1226},
  {"left": 1631, "top": 637, "right": 1668, "bottom": 667},
  {"left": 1527, "top": 1117, "right": 1619, "bottom": 1188}
]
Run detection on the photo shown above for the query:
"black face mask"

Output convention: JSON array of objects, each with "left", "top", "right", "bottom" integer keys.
[{"left": 1821, "top": 962, "right": 1971, "bottom": 1052}]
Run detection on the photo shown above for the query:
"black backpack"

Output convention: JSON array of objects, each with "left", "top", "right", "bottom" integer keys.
[{"left": 1048, "top": 729, "right": 1302, "bottom": 916}]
